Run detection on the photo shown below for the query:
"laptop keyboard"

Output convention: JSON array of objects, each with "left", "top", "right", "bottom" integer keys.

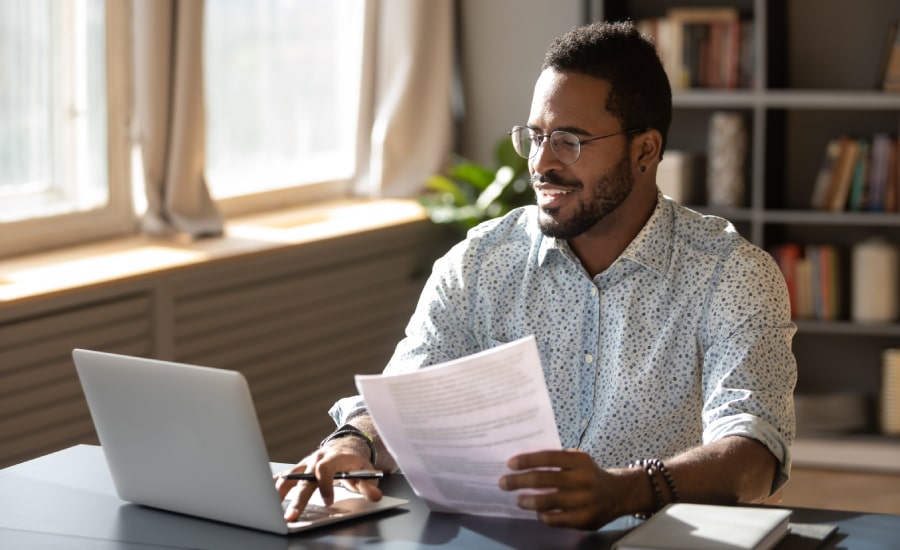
[{"left": 282, "top": 500, "right": 349, "bottom": 520}]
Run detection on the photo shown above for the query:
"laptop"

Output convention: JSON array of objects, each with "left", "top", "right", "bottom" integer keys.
[{"left": 71, "top": 349, "right": 407, "bottom": 534}]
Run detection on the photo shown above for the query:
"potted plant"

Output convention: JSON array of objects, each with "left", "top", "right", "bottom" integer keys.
[{"left": 418, "top": 136, "right": 533, "bottom": 237}]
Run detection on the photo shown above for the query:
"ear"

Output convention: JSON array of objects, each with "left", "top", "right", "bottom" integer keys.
[{"left": 631, "top": 129, "right": 663, "bottom": 172}]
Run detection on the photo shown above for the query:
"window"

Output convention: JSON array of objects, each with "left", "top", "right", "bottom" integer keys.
[
  {"left": 1, "top": 0, "right": 366, "bottom": 258},
  {"left": 204, "top": 0, "right": 366, "bottom": 214},
  {"left": 0, "top": 0, "right": 132, "bottom": 259}
]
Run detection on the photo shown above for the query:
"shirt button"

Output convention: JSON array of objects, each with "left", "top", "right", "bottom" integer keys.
[
  {"left": 590, "top": 287, "right": 598, "bottom": 296},
  {"left": 581, "top": 419, "right": 588, "bottom": 428},
  {"left": 585, "top": 354, "right": 594, "bottom": 363}
]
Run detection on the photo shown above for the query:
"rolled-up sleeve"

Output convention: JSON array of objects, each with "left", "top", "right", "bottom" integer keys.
[{"left": 702, "top": 244, "right": 797, "bottom": 493}]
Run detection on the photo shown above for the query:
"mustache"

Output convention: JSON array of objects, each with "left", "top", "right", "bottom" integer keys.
[{"left": 531, "top": 171, "right": 580, "bottom": 189}]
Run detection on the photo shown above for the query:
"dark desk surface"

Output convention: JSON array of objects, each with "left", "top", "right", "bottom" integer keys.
[{"left": 2, "top": 445, "right": 899, "bottom": 549}]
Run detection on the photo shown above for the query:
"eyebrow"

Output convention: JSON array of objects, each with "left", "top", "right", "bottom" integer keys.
[{"left": 526, "top": 124, "right": 593, "bottom": 137}]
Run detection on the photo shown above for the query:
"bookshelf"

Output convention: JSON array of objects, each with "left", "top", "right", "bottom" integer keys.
[{"left": 596, "top": 0, "right": 900, "bottom": 467}]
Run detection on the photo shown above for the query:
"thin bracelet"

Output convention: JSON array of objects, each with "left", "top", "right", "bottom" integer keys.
[{"left": 319, "top": 424, "right": 377, "bottom": 465}]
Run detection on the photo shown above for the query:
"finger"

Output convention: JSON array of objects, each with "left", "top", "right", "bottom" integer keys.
[
  {"left": 515, "top": 487, "right": 580, "bottom": 513},
  {"left": 343, "top": 479, "right": 384, "bottom": 502},
  {"left": 499, "top": 468, "right": 563, "bottom": 492},
  {"left": 275, "top": 459, "right": 318, "bottom": 499},
  {"left": 284, "top": 480, "right": 319, "bottom": 521},
  {"left": 507, "top": 449, "right": 587, "bottom": 471},
  {"left": 274, "top": 472, "right": 296, "bottom": 499}
]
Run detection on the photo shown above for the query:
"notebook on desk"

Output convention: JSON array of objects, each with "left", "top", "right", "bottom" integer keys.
[{"left": 71, "top": 349, "right": 407, "bottom": 535}]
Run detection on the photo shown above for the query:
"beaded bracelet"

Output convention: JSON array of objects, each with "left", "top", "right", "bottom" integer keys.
[
  {"left": 630, "top": 459, "right": 663, "bottom": 518},
  {"left": 629, "top": 458, "right": 679, "bottom": 519},
  {"left": 319, "top": 423, "right": 377, "bottom": 465},
  {"left": 647, "top": 458, "right": 679, "bottom": 503}
]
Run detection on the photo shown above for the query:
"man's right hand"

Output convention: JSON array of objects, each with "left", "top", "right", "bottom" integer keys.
[{"left": 275, "top": 441, "right": 384, "bottom": 521}]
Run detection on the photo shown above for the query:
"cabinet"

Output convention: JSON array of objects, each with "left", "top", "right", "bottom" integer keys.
[{"left": 596, "top": 0, "right": 900, "bottom": 465}]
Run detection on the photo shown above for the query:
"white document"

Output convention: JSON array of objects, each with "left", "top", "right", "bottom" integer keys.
[{"left": 355, "top": 335, "right": 562, "bottom": 519}]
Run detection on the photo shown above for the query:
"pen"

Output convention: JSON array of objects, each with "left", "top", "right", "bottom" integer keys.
[{"left": 281, "top": 470, "right": 384, "bottom": 481}]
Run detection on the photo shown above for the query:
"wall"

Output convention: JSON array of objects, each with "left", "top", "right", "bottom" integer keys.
[{"left": 457, "top": 0, "right": 583, "bottom": 166}]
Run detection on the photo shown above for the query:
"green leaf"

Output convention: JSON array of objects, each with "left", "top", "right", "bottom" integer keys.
[
  {"left": 475, "top": 166, "right": 515, "bottom": 210},
  {"left": 495, "top": 138, "right": 528, "bottom": 176},
  {"left": 448, "top": 162, "right": 495, "bottom": 191},
  {"left": 424, "top": 174, "right": 468, "bottom": 206}
]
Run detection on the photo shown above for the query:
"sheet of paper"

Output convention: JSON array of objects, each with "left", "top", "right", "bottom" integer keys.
[{"left": 355, "top": 335, "right": 562, "bottom": 519}]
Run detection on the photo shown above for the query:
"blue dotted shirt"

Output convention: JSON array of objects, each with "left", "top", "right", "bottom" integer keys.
[{"left": 332, "top": 193, "right": 797, "bottom": 491}]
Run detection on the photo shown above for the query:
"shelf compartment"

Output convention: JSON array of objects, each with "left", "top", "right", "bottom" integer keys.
[{"left": 795, "top": 319, "right": 900, "bottom": 338}]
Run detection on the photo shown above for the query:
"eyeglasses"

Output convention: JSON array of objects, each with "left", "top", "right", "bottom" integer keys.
[{"left": 509, "top": 126, "right": 642, "bottom": 165}]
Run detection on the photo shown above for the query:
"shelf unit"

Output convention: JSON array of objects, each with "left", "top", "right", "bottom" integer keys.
[{"left": 597, "top": 0, "right": 900, "bottom": 464}]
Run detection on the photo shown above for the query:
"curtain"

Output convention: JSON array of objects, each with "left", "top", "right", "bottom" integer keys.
[
  {"left": 133, "top": 0, "right": 222, "bottom": 237},
  {"left": 356, "top": 0, "right": 456, "bottom": 199},
  {"left": 131, "top": 0, "right": 454, "bottom": 229}
]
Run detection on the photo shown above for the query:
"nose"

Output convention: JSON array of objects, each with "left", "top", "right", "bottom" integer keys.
[
  {"left": 529, "top": 137, "right": 564, "bottom": 174},
  {"left": 530, "top": 134, "right": 564, "bottom": 173}
]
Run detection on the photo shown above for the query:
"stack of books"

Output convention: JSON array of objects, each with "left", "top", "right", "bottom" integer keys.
[
  {"left": 637, "top": 7, "right": 755, "bottom": 90},
  {"left": 769, "top": 243, "right": 841, "bottom": 321},
  {"left": 810, "top": 134, "right": 899, "bottom": 212}
]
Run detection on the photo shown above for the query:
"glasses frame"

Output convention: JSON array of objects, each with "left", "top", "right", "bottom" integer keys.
[{"left": 509, "top": 126, "right": 643, "bottom": 165}]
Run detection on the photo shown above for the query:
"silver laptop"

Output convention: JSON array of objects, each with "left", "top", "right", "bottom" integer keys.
[{"left": 71, "top": 349, "right": 407, "bottom": 534}]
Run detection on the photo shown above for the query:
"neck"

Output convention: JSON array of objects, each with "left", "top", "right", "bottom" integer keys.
[{"left": 568, "top": 184, "right": 658, "bottom": 278}]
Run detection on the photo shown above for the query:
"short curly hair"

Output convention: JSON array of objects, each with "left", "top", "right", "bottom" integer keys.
[{"left": 543, "top": 21, "right": 672, "bottom": 157}]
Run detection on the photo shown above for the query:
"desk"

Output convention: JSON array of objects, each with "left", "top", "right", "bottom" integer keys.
[{"left": 2, "top": 445, "right": 898, "bottom": 549}]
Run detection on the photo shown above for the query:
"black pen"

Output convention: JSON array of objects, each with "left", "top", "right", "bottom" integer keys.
[{"left": 281, "top": 470, "right": 384, "bottom": 481}]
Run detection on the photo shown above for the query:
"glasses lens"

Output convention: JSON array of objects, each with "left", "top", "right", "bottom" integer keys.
[
  {"left": 511, "top": 127, "right": 536, "bottom": 159},
  {"left": 549, "top": 131, "right": 580, "bottom": 165}
]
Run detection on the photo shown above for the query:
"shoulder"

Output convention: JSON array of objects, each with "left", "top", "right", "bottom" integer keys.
[
  {"left": 447, "top": 206, "right": 541, "bottom": 262},
  {"left": 466, "top": 205, "right": 540, "bottom": 244},
  {"left": 668, "top": 199, "right": 773, "bottom": 269}
]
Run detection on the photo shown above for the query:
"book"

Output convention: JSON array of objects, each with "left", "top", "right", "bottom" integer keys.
[
  {"left": 810, "top": 138, "right": 842, "bottom": 209},
  {"left": 847, "top": 138, "right": 870, "bottom": 211},
  {"left": 665, "top": 7, "right": 740, "bottom": 90},
  {"left": 886, "top": 136, "right": 899, "bottom": 212},
  {"left": 737, "top": 19, "right": 755, "bottom": 89},
  {"left": 825, "top": 137, "right": 861, "bottom": 211},
  {"left": 868, "top": 133, "right": 894, "bottom": 212},
  {"left": 794, "top": 255, "right": 814, "bottom": 320},
  {"left": 769, "top": 243, "right": 801, "bottom": 318},
  {"left": 613, "top": 503, "right": 791, "bottom": 550},
  {"left": 807, "top": 245, "right": 822, "bottom": 320},
  {"left": 880, "top": 21, "right": 900, "bottom": 92},
  {"left": 817, "top": 244, "right": 840, "bottom": 321}
]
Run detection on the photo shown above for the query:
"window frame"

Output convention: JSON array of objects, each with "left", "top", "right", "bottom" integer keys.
[
  {"left": 0, "top": 1, "right": 134, "bottom": 259},
  {"left": 203, "top": 0, "right": 367, "bottom": 219},
  {"left": 1, "top": 1, "right": 373, "bottom": 260}
]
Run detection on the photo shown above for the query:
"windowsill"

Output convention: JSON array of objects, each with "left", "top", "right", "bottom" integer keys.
[{"left": 0, "top": 198, "right": 429, "bottom": 306}]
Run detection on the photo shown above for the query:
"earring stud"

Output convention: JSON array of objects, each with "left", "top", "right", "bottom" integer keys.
[{"left": 639, "top": 165, "right": 647, "bottom": 173}]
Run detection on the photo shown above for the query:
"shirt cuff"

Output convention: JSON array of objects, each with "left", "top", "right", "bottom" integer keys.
[
  {"left": 329, "top": 395, "right": 368, "bottom": 427},
  {"left": 704, "top": 413, "right": 793, "bottom": 495}
]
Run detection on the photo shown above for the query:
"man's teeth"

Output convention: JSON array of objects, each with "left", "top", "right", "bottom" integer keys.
[{"left": 543, "top": 189, "right": 572, "bottom": 196}]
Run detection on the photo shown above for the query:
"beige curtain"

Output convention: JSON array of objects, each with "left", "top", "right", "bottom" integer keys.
[
  {"left": 133, "top": 0, "right": 222, "bottom": 237},
  {"left": 131, "top": 0, "right": 453, "bottom": 223},
  {"left": 356, "top": 0, "right": 456, "bottom": 198}
]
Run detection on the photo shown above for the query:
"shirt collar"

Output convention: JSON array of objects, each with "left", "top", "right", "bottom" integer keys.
[
  {"left": 536, "top": 190, "right": 674, "bottom": 277},
  {"left": 616, "top": 190, "right": 673, "bottom": 277}
]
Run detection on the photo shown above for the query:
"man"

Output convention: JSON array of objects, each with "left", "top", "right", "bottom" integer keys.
[{"left": 277, "top": 20, "right": 796, "bottom": 530}]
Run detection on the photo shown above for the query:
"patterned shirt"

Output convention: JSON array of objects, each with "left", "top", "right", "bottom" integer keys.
[{"left": 331, "top": 193, "right": 797, "bottom": 491}]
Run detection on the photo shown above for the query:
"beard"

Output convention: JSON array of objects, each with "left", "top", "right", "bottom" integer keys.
[{"left": 536, "top": 154, "right": 634, "bottom": 239}]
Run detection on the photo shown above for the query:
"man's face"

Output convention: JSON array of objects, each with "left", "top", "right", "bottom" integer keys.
[{"left": 527, "top": 69, "right": 634, "bottom": 240}]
